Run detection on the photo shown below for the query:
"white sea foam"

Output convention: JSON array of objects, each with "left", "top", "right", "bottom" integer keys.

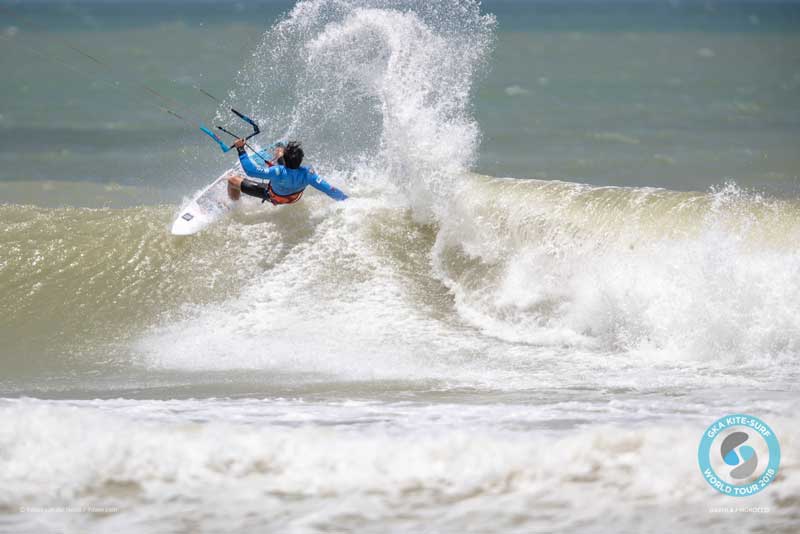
[
  {"left": 433, "top": 179, "right": 800, "bottom": 365},
  {"left": 234, "top": 0, "right": 494, "bottom": 221},
  {"left": 0, "top": 399, "right": 797, "bottom": 533}
]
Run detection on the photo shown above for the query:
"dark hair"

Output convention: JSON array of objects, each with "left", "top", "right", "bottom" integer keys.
[{"left": 283, "top": 141, "right": 304, "bottom": 169}]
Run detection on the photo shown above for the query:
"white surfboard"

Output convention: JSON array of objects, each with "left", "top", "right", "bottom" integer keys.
[{"left": 171, "top": 169, "right": 238, "bottom": 236}]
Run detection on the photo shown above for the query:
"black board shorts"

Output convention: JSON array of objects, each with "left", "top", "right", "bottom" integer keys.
[
  {"left": 239, "top": 178, "right": 305, "bottom": 205},
  {"left": 240, "top": 178, "right": 270, "bottom": 201}
]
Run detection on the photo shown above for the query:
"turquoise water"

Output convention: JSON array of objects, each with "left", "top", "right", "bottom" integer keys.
[{"left": 1, "top": 0, "right": 799, "bottom": 203}]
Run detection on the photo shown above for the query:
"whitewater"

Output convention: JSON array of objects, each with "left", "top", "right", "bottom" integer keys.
[{"left": 1, "top": 1, "right": 799, "bottom": 533}]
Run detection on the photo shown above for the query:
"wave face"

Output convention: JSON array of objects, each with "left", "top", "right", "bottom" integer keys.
[
  {"left": 0, "top": 203, "right": 294, "bottom": 379},
  {"left": 3, "top": 180, "right": 799, "bottom": 391}
]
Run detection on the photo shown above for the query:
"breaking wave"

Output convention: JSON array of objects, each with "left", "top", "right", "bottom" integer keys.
[{"left": 2, "top": 0, "right": 799, "bottom": 386}]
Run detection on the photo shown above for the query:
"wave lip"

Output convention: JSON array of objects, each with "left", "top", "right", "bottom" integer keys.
[{"left": 433, "top": 178, "right": 800, "bottom": 362}]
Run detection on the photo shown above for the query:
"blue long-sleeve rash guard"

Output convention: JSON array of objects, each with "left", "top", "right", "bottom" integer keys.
[{"left": 238, "top": 152, "right": 348, "bottom": 201}]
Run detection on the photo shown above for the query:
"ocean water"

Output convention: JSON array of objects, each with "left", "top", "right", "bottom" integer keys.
[{"left": 1, "top": 1, "right": 799, "bottom": 532}]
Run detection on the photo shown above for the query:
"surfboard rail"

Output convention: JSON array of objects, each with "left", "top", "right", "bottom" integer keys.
[{"left": 170, "top": 169, "right": 239, "bottom": 236}]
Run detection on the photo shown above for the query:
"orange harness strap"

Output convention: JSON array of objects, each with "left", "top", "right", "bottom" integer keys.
[{"left": 266, "top": 183, "right": 304, "bottom": 205}]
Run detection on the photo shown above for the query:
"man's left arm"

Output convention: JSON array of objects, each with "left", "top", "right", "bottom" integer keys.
[{"left": 308, "top": 171, "right": 348, "bottom": 201}]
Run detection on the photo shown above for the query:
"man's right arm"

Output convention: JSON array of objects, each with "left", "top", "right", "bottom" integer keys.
[{"left": 237, "top": 146, "right": 276, "bottom": 180}]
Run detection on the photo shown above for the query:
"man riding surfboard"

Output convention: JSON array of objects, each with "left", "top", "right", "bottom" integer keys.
[{"left": 227, "top": 138, "right": 348, "bottom": 204}]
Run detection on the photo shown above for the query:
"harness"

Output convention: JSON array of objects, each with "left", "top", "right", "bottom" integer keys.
[{"left": 265, "top": 183, "right": 304, "bottom": 205}]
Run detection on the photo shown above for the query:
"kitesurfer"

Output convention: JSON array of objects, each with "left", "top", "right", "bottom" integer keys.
[{"left": 227, "top": 139, "right": 348, "bottom": 204}]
